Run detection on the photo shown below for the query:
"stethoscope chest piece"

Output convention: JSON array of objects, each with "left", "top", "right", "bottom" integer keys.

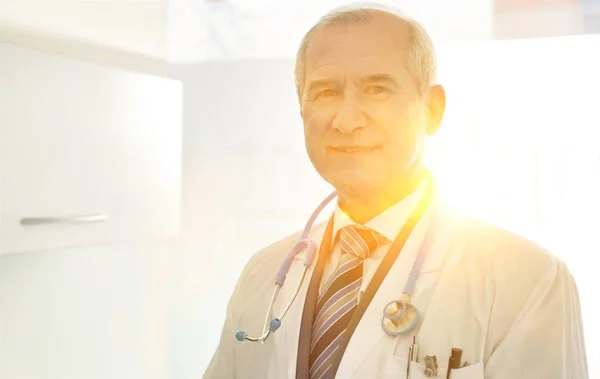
[{"left": 381, "top": 295, "right": 420, "bottom": 336}]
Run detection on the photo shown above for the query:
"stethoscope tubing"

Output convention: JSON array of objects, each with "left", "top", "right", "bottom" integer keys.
[{"left": 236, "top": 191, "right": 336, "bottom": 343}]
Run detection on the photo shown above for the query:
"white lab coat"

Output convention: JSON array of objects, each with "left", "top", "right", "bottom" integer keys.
[{"left": 203, "top": 200, "right": 588, "bottom": 379}]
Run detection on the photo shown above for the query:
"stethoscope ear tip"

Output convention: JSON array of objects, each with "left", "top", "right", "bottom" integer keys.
[{"left": 235, "top": 331, "right": 246, "bottom": 342}]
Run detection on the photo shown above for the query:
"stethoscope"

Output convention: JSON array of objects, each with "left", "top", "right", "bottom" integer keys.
[{"left": 235, "top": 189, "right": 437, "bottom": 344}]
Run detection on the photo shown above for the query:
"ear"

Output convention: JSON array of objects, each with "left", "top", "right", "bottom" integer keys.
[{"left": 425, "top": 84, "right": 446, "bottom": 136}]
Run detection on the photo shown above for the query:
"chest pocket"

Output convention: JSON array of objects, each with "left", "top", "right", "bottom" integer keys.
[{"left": 385, "top": 355, "right": 484, "bottom": 379}]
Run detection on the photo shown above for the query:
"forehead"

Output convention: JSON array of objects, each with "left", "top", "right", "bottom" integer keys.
[{"left": 304, "top": 16, "right": 411, "bottom": 81}]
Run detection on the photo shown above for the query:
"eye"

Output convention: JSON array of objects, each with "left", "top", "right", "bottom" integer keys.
[
  {"left": 316, "top": 89, "right": 338, "bottom": 99},
  {"left": 365, "top": 85, "right": 388, "bottom": 95}
]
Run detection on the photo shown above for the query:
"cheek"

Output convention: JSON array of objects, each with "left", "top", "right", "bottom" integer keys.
[
  {"left": 302, "top": 107, "right": 332, "bottom": 138},
  {"left": 382, "top": 104, "right": 427, "bottom": 152}
]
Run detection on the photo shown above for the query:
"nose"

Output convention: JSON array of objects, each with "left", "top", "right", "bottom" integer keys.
[{"left": 331, "top": 95, "right": 368, "bottom": 134}]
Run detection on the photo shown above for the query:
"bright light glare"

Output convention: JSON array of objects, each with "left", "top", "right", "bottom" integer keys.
[{"left": 427, "top": 36, "right": 600, "bottom": 234}]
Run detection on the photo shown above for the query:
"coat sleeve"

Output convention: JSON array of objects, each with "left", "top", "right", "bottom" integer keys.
[{"left": 484, "top": 259, "right": 588, "bottom": 379}]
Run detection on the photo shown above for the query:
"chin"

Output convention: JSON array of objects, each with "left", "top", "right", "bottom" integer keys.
[{"left": 327, "top": 171, "right": 382, "bottom": 197}]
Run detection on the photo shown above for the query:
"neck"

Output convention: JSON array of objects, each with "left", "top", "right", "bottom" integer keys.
[{"left": 337, "top": 171, "right": 426, "bottom": 224}]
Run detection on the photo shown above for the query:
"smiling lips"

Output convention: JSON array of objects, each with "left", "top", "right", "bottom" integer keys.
[{"left": 330, "top": 145, "right": 381, "bottom": 153}]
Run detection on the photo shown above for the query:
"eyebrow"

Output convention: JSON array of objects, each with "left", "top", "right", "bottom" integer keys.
[
  {"left": 306, "top": 73, "right": 398, "bottom": 93},
  {"left": 360, "top": 73, "right": 398, "bottom": 86}
]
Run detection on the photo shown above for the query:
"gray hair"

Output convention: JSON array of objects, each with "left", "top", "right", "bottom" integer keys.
[{"left": 294, "top": 3, "right": 437, "bottom": 100}]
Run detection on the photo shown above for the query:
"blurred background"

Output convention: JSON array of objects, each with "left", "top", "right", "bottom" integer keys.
[{"left": 0, "top": 0, "right": 599, "bottom": 378}]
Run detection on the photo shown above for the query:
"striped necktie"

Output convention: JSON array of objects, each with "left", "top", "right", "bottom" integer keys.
[{"left": 308, "top": 225, "right": 388, "bottom": 379}]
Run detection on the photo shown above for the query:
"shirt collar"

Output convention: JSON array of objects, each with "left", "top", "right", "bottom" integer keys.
[{"left": 332, "top": 181, "right": 427, "bottom": 242}]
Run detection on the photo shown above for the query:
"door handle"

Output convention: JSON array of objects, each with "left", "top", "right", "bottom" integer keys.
[{"left": 20, "top": 214, "right": 109, "bottom": 226}]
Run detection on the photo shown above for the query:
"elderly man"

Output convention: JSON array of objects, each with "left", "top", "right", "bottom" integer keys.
[{"left": 203, "top": 5, "right": 588, "bottom": 379}]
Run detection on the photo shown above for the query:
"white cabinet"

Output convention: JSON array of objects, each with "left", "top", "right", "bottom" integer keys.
[{"left": 0, "top": 43, "right": 182, "bottom": 255}]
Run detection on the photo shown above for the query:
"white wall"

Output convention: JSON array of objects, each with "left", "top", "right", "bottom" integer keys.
[
  {"left": 493, "top": 1, "right": 600, "bottom": 39},
  {"left": 494, "top": 3, "right": 585, "bottom": 39}
]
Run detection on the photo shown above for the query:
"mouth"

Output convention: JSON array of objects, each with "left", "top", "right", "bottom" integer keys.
[{"left": 329, "top": 145, "right": 381, "bottom": 153}]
